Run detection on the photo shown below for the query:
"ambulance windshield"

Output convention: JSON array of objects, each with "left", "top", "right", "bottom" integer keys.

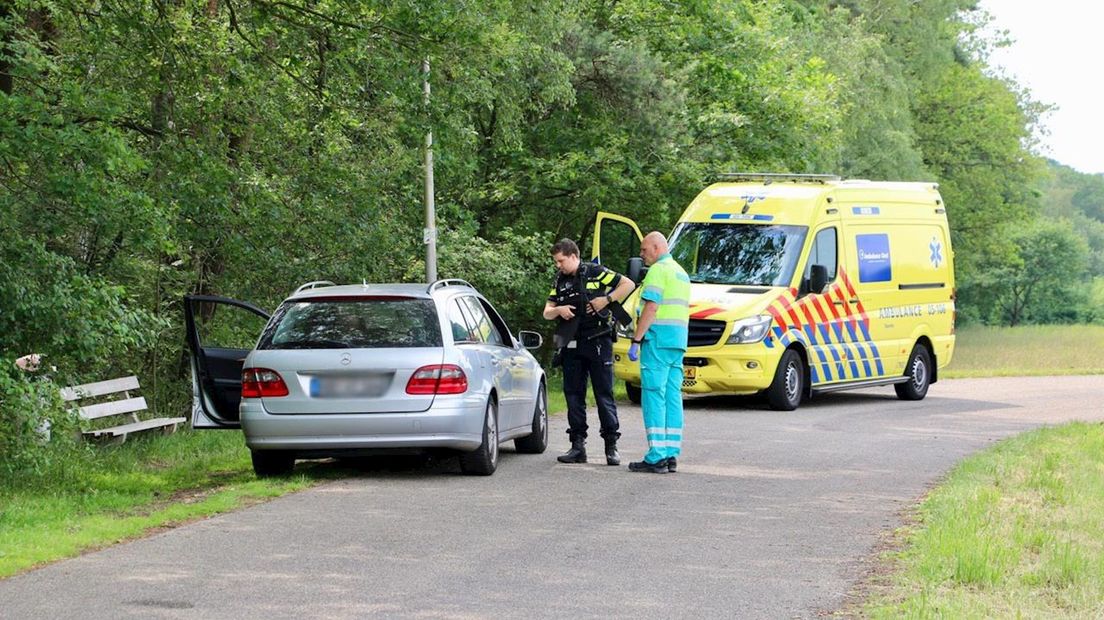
[{"left": 669, "top": 222, "right": 808, "bottom": 287}]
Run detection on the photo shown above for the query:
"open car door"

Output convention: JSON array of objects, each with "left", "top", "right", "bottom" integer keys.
[
  {"left": 592, "top": 212, "right": 643, "bottom": 274},
  {"left": 185, "top": 295, "right": 271, "bottom": 429}
]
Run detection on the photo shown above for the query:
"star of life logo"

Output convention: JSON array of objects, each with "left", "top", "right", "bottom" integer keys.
[
  {"left": 740, "top": 193, "right": 768, "bottom": 207},
  {"left": 929, "top": 237, "right": 943, "bottom": 268}
]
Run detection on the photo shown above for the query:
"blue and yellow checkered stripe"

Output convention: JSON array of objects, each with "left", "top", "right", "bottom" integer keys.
[{"left": 762, "top": 270, "right": 885, "bottom": 385}]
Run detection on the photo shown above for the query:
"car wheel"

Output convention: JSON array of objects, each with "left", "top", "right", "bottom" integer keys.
[
  {"left": 459, "top": 397, "right": 499, "bottom": 475},
  {"left": 251, "top": 450, "right": 295, "bottom": 477},
  {"left": 514, "top": 382, "right": 548, "bottom": 454},
  {"left": 626, "top": 382, "right": 642, "bottom": 405},
  {"left": 895, "top": 344, "right": 932, "bottom": 401},
  {"left": 767, "top": 349, "right": 803, "bottom": 411}
]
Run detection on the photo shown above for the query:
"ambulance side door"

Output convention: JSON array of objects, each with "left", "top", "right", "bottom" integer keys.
[
  {"left": 592, "top": 212, "right": 644, "bottom": 277},
  {"left": 839, "top": 211, "right": 902, "bottom": 378}
]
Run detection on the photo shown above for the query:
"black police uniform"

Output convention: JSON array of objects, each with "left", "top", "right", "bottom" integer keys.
[{"left": 548, "top": 262, "right": 623, "bottom": 442}]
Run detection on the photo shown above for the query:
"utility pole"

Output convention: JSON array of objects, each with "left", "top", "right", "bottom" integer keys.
[{"left": 423, "top": 58, "right": 438, "bottom": 283}]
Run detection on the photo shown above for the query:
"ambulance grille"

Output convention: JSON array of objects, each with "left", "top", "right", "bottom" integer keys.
[{"left": 688, "top": 319, "right": 726, "bottom": 348}]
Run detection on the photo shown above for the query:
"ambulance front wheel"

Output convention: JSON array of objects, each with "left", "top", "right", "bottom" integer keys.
[
  {"left": 626, "top": 382, "right": 642, "bottom": 405},
  {"left": 895, "top": 344, "right": 931, "bottom": 400},
  {"left": 767, "top": 349, "right": 803, "bottom": 411}
]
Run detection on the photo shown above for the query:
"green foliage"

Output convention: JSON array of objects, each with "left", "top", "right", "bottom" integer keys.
[
  {"left": 914, "top": 64, "right": 1044, "bottom": 292},
  {"left": 0, "top": 0, "right": 1079, "bottom": 476},
  {"left": 1040, "top": 161, "right": 1104, "bottom": 281},
  {"left": 429, "top": 226, "right": 552, "bottom": 336},
  {"left": 1071, "top": 176, "right": 1104, "bottom": 222},
  {"left": 965, "top": 220, "right": 1091, "bottom": 326},
  {"left": 867, "top": 423, "right": 1104, "bottom": 618},
  {"left": 0, "top": 230, "right": 164, "bottom": 378},
  {"left": 0, "top": 360, "right": 87, "bottom": 483}
]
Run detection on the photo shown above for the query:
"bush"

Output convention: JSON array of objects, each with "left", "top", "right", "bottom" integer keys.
[
  {"left": 0, "top": 232, "right": 165, "bottom": 383},
  {"left": 406, "top": 225, "right": 554, "bottom": 331},
  {"left": 0, "top": 360, "right": 86, "bottom": 484}
]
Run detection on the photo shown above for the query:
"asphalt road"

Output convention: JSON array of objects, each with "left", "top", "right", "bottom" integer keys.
[{"left": 2, "top": 376, "right": 1102, "bottom": 619}]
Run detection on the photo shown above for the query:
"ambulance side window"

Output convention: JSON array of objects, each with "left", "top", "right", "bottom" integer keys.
[{"left": 803, "top": 227, "right": 838, "bottom": 292}]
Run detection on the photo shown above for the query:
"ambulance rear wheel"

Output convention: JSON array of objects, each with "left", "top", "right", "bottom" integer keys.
[
  {"left": 767, "top": 349, "right": 803, "bottom": 411},
  {"left": 626, "top": 382, "right": 642, "bottom": 405},
  {"left": 895, "top": 345, "right": 931, "bottom": 400}
]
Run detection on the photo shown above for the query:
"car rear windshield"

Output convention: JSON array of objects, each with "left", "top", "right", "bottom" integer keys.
[{"left": 257, "top": 297, "right": 442, "bottom": 349}]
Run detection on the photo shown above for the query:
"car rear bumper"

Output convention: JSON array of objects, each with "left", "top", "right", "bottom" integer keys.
[{"left": 240, "top": 396, "right": 486, "bottom": 452}]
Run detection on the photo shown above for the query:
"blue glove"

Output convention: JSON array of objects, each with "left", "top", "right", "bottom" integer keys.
[{"left": 628, "top": 342, "right": 640, "bottom": 362}]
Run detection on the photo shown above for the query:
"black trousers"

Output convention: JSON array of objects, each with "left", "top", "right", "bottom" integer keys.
[{"left": 561, "top": 337, "right": 620, "bottom": 441}]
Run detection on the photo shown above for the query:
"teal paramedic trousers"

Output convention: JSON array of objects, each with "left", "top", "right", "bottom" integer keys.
[{"left": 640, "top": 342, "right": 684, "bottom": 464}]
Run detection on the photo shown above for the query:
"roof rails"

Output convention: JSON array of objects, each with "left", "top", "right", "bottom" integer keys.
[
  {"left": 427, "top": 279, "right": 473, "bottom": 294},
  {"left": 716, "top": 172, "right": 841, "bottom": 184},
  {"left": 293, "top": 280, "right": 336, "bottom": 295}
]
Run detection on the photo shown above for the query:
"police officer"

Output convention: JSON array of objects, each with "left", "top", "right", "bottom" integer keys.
[
  {"left": 544, "top": 238, "right": 636, "bottom": 465},
  {"left": 627, "top": 231, "right": 690, "bottom": 474}
]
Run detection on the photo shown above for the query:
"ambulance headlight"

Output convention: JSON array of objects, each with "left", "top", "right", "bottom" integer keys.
[{"left": 725, "top": 315, "right": 772, "bottom": 344}]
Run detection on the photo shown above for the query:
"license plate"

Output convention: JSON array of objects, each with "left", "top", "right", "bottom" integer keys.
[
  {"left": 683, "top": 367, "right": 697, "bottom": 380},
  {"left": 310, "top": 374, "right": 392, "bottom": 398}
]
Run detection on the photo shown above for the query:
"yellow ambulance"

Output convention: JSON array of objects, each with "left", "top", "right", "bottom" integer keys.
[{"left": 593, "top": 173, "right": 956, "bottom": 410}]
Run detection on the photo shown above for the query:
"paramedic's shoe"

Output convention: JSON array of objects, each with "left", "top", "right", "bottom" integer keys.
[{"left": 628, "top": 458, "right": 668, "bottom": 474}]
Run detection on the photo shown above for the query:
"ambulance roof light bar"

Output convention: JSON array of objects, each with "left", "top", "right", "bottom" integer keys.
[{"left": 716, "top": 172, "right": 842, "bottom": 184}]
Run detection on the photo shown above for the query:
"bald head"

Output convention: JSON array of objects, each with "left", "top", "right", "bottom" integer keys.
[{"left": 640, "top": 231, "right": 669, "bottom": 266}]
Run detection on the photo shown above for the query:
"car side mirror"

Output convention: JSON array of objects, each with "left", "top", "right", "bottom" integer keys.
[
  {"left": 627, "top": 257, "right": 646, "bottom": 284},
  {"left": 809, "top": 264, "right": 829, "bottom": 295},
  {"left": 518, "top": 330, "right": 543, "bottom": 350}
]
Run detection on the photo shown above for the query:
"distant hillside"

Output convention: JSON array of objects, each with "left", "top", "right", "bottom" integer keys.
[{"left": 1039, "top": 160, "right": 1104, "bottom": 277}]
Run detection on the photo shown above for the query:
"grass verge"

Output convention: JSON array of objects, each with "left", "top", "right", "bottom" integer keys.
[
  {"left": 944, "top": 324, "right": 1104, "bottom": 378},
  {"left": 0, "top": 430, "right": 331, "bottom": 578},
  {"left": 864, "top": 422, "right": 1104, "bottom": 618}
]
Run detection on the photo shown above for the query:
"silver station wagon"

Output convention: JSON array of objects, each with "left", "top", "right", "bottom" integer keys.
[{"left": 185, "top": 280, "right": 548, "bottom": 476}]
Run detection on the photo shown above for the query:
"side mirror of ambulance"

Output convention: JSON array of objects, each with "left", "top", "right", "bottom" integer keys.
[
  {"left": 627, "top": 257, "right": 646, "bottom": 284},
  {"left": 809, "top": 264, "right": 829, "bottom": 296}
]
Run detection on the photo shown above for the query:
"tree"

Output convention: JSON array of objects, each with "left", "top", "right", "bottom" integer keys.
[{"left": 978, "top": 221, "right": 1090, "bottom": 326}]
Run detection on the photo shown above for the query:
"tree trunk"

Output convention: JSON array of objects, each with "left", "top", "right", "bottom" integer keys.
[{"left": 0, "top": 1, "right": 12, "bottom": 95}]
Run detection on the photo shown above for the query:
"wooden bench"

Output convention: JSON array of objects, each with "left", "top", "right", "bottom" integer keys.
[{"left": 60, "top": 376, "right": 186, "bottom": 444}]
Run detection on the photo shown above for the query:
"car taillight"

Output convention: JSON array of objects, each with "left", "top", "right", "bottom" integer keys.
[
  {"left": 406, "top": 364, "right": 468, "bottom": 395},
  {"left": 241, "top": 368, "right": 289, "bottom": 398}
]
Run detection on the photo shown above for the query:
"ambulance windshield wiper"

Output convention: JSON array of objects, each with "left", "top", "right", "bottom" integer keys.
[{"left": 690, "top": 277, "right": 734, "bottom": 284}]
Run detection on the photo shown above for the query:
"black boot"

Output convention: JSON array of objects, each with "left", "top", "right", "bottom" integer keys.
[
  {"left": 557, "top": 438, "right": 587, "bottom": 463},
  {"left": 603, "top": 436, "right": 621, "bottom": 466},
  {"left": 628, "top": 458, "right": 668, "bottom": 474}
]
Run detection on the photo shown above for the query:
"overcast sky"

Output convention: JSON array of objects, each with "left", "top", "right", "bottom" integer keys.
[{"left": 979, "top": 1, "right": 1104, "bottom": 175}]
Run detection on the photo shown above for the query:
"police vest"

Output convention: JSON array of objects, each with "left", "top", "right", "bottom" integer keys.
[{"left": 548, "top": 262, "right": 622, "bottom": 334}]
